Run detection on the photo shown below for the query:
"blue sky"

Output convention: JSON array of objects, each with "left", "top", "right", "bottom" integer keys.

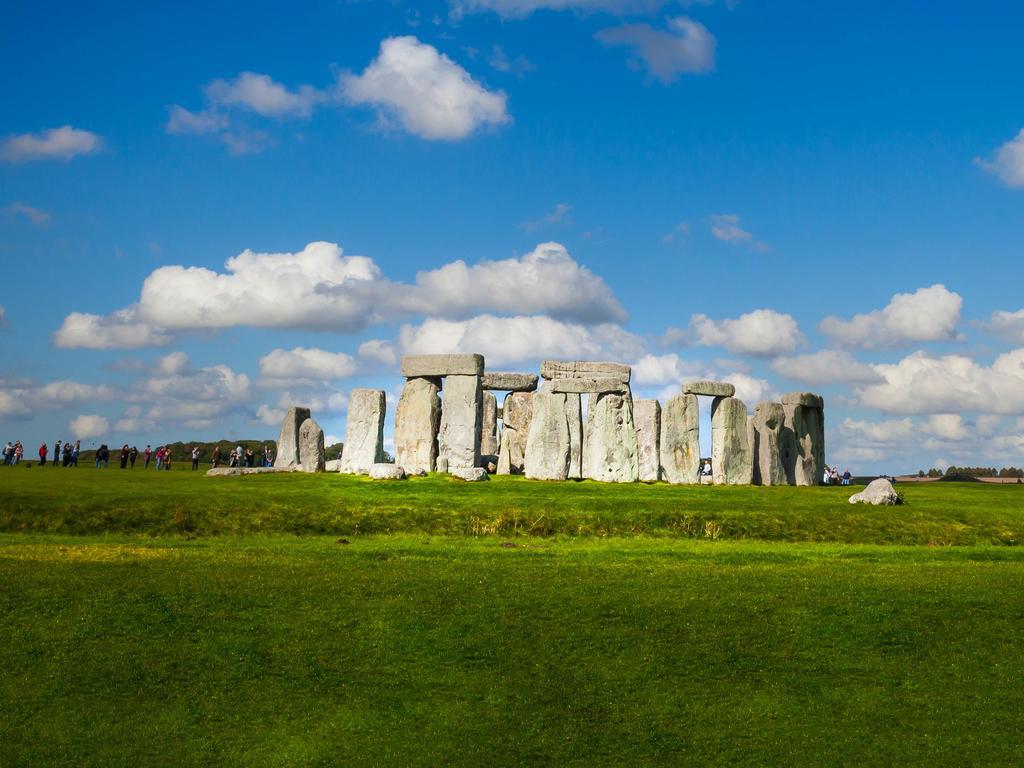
[{"left": 2, "top": 0, "right": 1024, "bottom": 473}]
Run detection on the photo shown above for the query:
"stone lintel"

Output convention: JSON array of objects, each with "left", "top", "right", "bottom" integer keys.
[
  {"left": 549, "top": 377, "right": 628, "bottom": 394},
  {"left": 683, "top": 380, "right": 736, "bottom": 398},
  {"left": 781, "top": 391, "right": 824, "bottom": 409},
  {"left": 480, "top": 372, "right": 539, "bottom": 391},
  {"left": 540, "top": 360, "right": 630, "bottom": 383},
  {"left": 400, "top": 354, "right": 484, "bottom": 378}
]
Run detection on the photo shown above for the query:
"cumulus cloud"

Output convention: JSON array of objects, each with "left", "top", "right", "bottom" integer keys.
[
  {"left": 258, "top": 347, "right": 358, "bottom": 385},
  {"left": 595, "top": 16, "right": 715, "bottom": 83},
  {"left": 820, "top": 284, "right": 962, "bottom": 349},
  {"left": 770, "top": 350, "right": 881, "bottom": 386},
  {"left": 69, "top": 414, "right": 110, "bottom": 439},
  {"left": 630, "top": 353, "right": 771, "bottom": 404},
  {"left": 2, "top": 202, "right": 51, "bottom": 226},
  {"left": 985, "top": 308, "right": 1024, "bottom": 344},
  {"left": 0, "top": 126, "right": 101, "bottom": 163},
  {"left": 165, "top": 105, "right": 229, "bottom": 135},
  {"left": 55, "top": 241, "right": 623, "bottom": 348},
  {"left": 921, "top": 414, "right": 968, "bottom": 441},
  {"left": 205, "top": 72, "right": 323, "bottom": 118},
  {"left": 341, "top": 36, "right": 510, "bottom": 140},
  {"left": 708, "top": 213, "right": 768, "bottom": 251},
  {"left": 684, "top": 309, "right": 803, "bottom": 356},
  {"left": 399, "top": 314, "right": 641, "bottom": 367},
  {"left": 976, "top": 128, "right": 1024, "bottom": 188},
  {"left": 358, "top": 339, "right": 398, "bottom": 366}
]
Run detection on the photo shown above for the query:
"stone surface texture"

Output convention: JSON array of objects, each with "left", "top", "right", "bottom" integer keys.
[
  {"left": 324, "top": 459, "right": 343, "bottom": 472},
  {"left": 273, "top": 406, "right": 311, "bottom": 468},
  {"left": 438, "top": 374, "right": 482, "bottom": 471},
  {"left": 633, "top": 399, "right": 661, "bottom": 482},
  {"left": 550, "top": 378, "right": 628, "bottom": 394},
  {"left": 849, "top": 478, "right": 900, "bottom": 505},
  {"left": 781, "top": 400, "right": 825, "bottom": 487},
  {"left": 540, "top": 360, "right": 630, "bottom": 383},
  {"left": 339, "top": 389, "right": 386, "bottom": 475},
  {"left": 480, "top": 392, "right": 499, "bottom": 457},
  {"left": 659, "top": 394, "right": 699, "bottom": 484},
  {"left": 496, "top": 392, "right": 533, "bottom": 475},
  {"left": 369, "top": 463, "right": 406, "bottom": 480},
  {"left": 683, "top": 380, "right": 736, "bottom": 398},
  {"left": 583, "top": 392, "right": 639, "bottom": 483},
  {"left": 400, "top": 354, "right": 484, "bottom": 377},
  {"left": 566, "top": 393, "right": 583, "bottom": 480},
  {"left": 711, "top": 397, "right": 753, "bottom": 485},
  {"left": 394, "top": 377, "right": 441, "bottom": 475},
  {"left": 451, "top": 466, "right": 489, "bottom": 482},
  {"left": 298, "top": 418, "right": 326, "bottom": 473},
  {"left": 781, "top": 391, "right": 825, "bottom": 409},
  {"left": 524, "top": 392, "right": 571, "bottom": 481},
  {"left": 207, "top": 466, "right": 298, "bottom": 477},
  {"left": 480, "top": 372, "right": 538, "bottom": 392},
  {"left": 750, "top": 402, "right": 786, "bottom": 486}
]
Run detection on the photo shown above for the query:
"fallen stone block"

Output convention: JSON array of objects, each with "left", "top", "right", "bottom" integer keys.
[
  {"left": 849, "top": 478, "right": 900, "bottom": 505},
  {"left": 451, "top": 466, "right": 489, "bottom": 482},
  {"left": 683, "top": 380, "right": 736, "bottom": 398},
  {"left": 401, "top": 354, "right": 484, "bottom": 377},
  {"left": 481, "top": 372, "right": 538, "bottom": 392},
  {"left": 540, "top": 360, "right": 630, "bottom": 383},
  {"left": 206, "top": 466, "right": 298, "bottom": 477},
  {"left": 369, "top": 463, "right": 406, "bottom": 480}
]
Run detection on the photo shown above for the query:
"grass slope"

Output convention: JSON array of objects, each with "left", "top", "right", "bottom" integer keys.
[
  {"left": 2, "top": 466, "right": 1023, "bottom": 545},
  {"left": 2, "top": 536, "right": 1024, "bottom": 766}
]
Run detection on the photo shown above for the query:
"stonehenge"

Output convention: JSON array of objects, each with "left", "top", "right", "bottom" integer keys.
[{"left": 269, "top": 353, "right": 826, "bottom": 487}]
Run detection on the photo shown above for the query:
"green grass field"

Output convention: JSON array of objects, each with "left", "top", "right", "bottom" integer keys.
[{"left": 2, "top": 467, "right": 1024, "bottom": 765}]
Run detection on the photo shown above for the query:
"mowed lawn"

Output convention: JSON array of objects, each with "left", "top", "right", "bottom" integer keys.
[{"left": 2, "top": 469, "right": 1024, "bottom": 765}]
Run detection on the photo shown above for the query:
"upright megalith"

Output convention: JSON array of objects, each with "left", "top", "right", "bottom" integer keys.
[
  {"left": 298, "top": 418, "right": 326, "bottom": 473},
  {"left": 634, "top": 399, "right": 661, "bottom": 482},
  {"left": 780, "top": 392, "right": 825, "bottom": 486},
  {"left": 566, "top": 393, "right": 583, "bottom": 480},
  {"left": 660, "top": 394, "right": 699, "bottom": 484},
  {"left": 497, "top": 392, "right": 533, "bottom": 475},
  {"left": 711, "top": 397, "right": 753, "bottom": 485},
  {"left": 750, "top": 402, "right": 786, "bottom": 486},
  {"left": 394, "top": 377, "right": 441, "bottom": 475},
  {"left": 480, "top": 392, "right": 499, "bottom": 458},
  {"left": 524, "top": 392, "right": 571, "bottom": 481},
  {"left": 274, "top": 406, "right": 311, "bottom": 468},
  {"left": 583, "top": 392, "right": 639, "bottom": 483},
  {"left": 339, "top": 389, "right": 386, "bottom": 474},
  {"left": 438, "top": 374, "right": 482, "bottom": 472}
]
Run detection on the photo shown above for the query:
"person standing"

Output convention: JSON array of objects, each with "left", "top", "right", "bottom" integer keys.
[
  {"left": 38, "top": 442, "right": 48, "bottom": 466},
  {"left": 53, "top": 440, "right": 61, "bottom": 467},
  {"left": 211, "top": 445, "right": 221, "bottom": 468},
  {"left": 143, "top": 445, "right": 152, "bottom": 469},
  {"left": 191, "top": 446, "right": 200, "bottom": 471},
  {"left": 119, "top": 444, "right": 129, "bottom": 469},
  {"left": 71, "top": 440, "right": 80, "bottom": 467},
  {"left": 235, "top": 445, "right": 243, "bottom": 468},
  {"left": 129, "top": 446, "right": 138, "bottom": 468},
  {"left": 155, "top": 447, "right": 164, "bottom": 471},
  {"left": 62, "top": 441, "right": 72, "bottom": 467},
  {"left": 12, "top": 441, "right": 23, "bottom": 465}
]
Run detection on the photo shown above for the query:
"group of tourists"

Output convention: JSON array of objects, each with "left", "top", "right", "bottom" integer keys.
[
  {"left": 823, "top": 466, "right": 852, "bottom": 485},
  {"left": 3, "top": 441, "right": 26, "bottom": 465},
  {"left": 209, "top": 445, "right": 274, "bottom": 469}
]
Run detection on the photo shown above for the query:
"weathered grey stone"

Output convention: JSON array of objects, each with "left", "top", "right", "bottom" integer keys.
[
  {"left": 207, "top": 466, "right": 298, "bottom": 477},
  {"left": 369, "top": 463, "right": 406, "bottom": 480},
  {"left": 711, "top": 397, "right": 753, "bottom": 485},
  {"left": 340, "top": 389, "right": 386, "bottom": 475},
  {"left": 583, "top": 392, "right": 639, "bottom": 483},
  {"left": 781, "top": 391, "right": 825, "bottom": 409},
  {"left": 496, "top": 392, "right": 533, "bottom": 475},
  {"left": 481, "top": 372, "right": 538, "bottom": 392},
  {"left": 524, "top": 392, "right": 571, "bottom": 481},
  {"left": 659, "top": 394, "right": 699, "bottom": 484},
  {"left": 451, "top": 466, "right": 489, "bottom": 482},
  {"left": 750, "top": 402, "right": 786, "bottom": 486},
  {"left": 298, "top": 418, "right": 326, "bottom": 473},
  {"left": 401, "top": 354, "right": 484, "bottom": 377},
  {"left": 273, "top": 406, "right": 311, "bottom": 468},
  {"left": 566, "top": 393, "right": 583, "bottom": 480},
  {"left": 540, "top": 360, "right": 630, "bottom": 383},
  {"left": 438, "top": 374, "right": 482, "bottom": 471},
  {"left": 481, "top": 455, "right": 498, "bottom": 474},
  {"left": 406, "top": 467, "right": 428, "bottom": 477},
  {"left": 394, "top": 377, "right": 441, "bottom": 476},
  {"left": 849, "top": 478, "right": 900, "bottom": 505},
  {"left": 324, "top": 459, "right": 343, "bottom": 472},
  {"left": 549, "top": 378, "right": 629, "bottom": 394},
  {"left": 480, "top": 392, "right": 499, "bottom": 456},
  {"left": 633, "top": 400, "right": 661, "bottom": 482},
  {"left": 683, "top": 380, "right": 736, "bottom": 398},
  {"left": 781, "top": 403, "right": 825, "bottom": 487},
  {"left": 435, "top": 456, "right": 448, "bottom": 473}
]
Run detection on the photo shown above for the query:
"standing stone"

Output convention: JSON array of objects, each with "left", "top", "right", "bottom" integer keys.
[
  {"left": 659, "top": 394, "right": 699, "bottom": 485},
  {"left": 497, "top": 392, "right": 533, "bottom": 475},
  {"left": 781, "top": 397, "right": 825, "bottom": 487},
  {"left": 394, "top": 377, "right": 441, "bottom": 475},
  {"left": 339, "top": 389, "right": 386, "bottom": 475},
  {"left": 566, "top": 393, "right": 583, "bottom": 480},
  {"left": 438, "top": 374, "right": 482, "bottom": 472},
  {"left": 711, "top": 397, "right": 753, "bottom": 485},
  {"left": 480, "top": 392, "right": 499, "bottom": 459},
  {"left": 524, "top": 392, "right": 571, "bottom": 481},
  {"left": 634, "top": 400, "right": 661, "bottom": 482},
  {"left": 583, "top": 392, "right": 639, "bottom": 483},
  {"left": 273, "top": 406, "right": 311, "bottom": 469},
  {"left": 750, "top": 402, "right": 786, "bottom": 486},
  {"left": 298, "top": 418, "right": 325, "bottom": 473}
]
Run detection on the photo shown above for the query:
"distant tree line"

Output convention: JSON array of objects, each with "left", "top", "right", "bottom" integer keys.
[{"left": 917, "top": 466, "right": 1024, "bottom": 478}]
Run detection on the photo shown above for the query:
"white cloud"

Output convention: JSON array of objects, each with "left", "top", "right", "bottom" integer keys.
[
  {"left": 487, "top": 45, "right": 534, "bottom": 76},
  {"left": 820, "top": 284, "right": 962, "bottom": 349},
  {"left": 856, "top": 348, "right": 1024, "bottom": 415},
  {"left": 358, "top": 339, "right": 398, "bottom": 366},
  {"left": 631, "top": 353, "right": 703, "bottom": 386},
  {"left": 33, "top": 381, "right": 116, "bottom": 406},
  {"left": 205, "top": 72, "right": 323, "bottom": 119},
  {"left": 259, "top": 347, "right": 358, "bottom": 384},
  {"left": 399, "top": 314, "right": 641, "bottom": 367},
  {"left": 0, "top": 126, "right": 101, "bottom": 163},
  {"left": 2, "top": 202, "right": 51, "bottom": 225},
  {"left": 708, "top": 213, "right": 768, "bottom": 251},
  {"left": 256, "top": 404, "right": 284, "bottom": 426},
  {"left": 341, "top": 36, "right": 510, "bottom": 140},
  {"left": 521, "top": 203, "right": 572, "bottom": 231},
  {"left": 840, "top": 417, "right": 913, "bottom": 444},
  {"left": 685, "top": 309, "right": 803, "bottom": 356},
  {"left": 165, "top": 105, "right": 229, "bottom": 135},
  {"left": 976, "top": 128, "right": 1024, "bottom": 188},
  {"left": 69, "top": 414, "right": 110, "bottom": 439},
  {"left": 921, "top": 414, "right": 967, "bottom": 441},
  {"left": 770, "top": 350, "right": 881, "bottom": 386},
  {"left": 454, "top": 0, "right": 669, "bottom": 16},
  {"left": 595, "top": 16, "right": 715, "bottom": 83},
  {"left": 53, "top": 309, "right": 171, "bottom": 349},
  {"left": 985, "top": 308, "right": 1024, "bottom": 344},
  {"left": 56, "top": 240, "right": 623, "bottom": 347}
]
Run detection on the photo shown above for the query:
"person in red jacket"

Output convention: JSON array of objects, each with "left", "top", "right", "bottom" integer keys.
[{"left": 38, "top": 442, "right": 48, "bottom": 466}]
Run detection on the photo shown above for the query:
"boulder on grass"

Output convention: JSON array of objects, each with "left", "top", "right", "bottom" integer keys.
[
  {"left": 369, "top": 463, "right": 406, "bottom": 480},
  {"left": 849, "top": 478, "right": 901, "bottom": 505},
  {"left": 451, "top": 466, "right": 489, "bottom": 482}
]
